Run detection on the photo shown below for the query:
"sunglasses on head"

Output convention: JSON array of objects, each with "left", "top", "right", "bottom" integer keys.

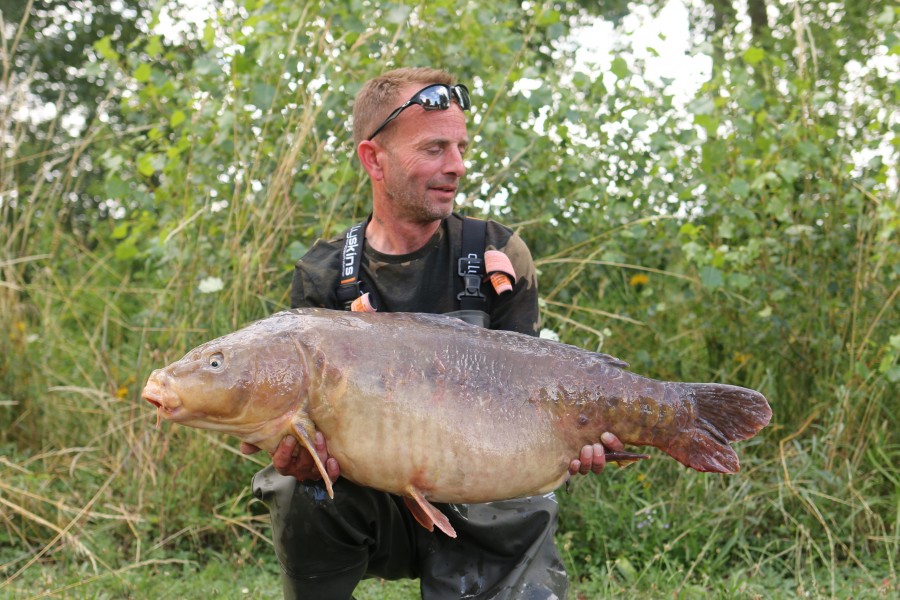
[{"left": 366, "top": 83, "right": 471, "bottom": 141}]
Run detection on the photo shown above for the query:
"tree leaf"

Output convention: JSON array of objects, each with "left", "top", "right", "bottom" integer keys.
[
  {"left": 145, "top": 36, "right": 163, "bottom": 58},
  {"left": 94, "top": 36, "right": 119, "bottom": 62},
  {"left": 743, "top": 47, "right": 765, "bottom": 65},
  {"left": 170, "top": 110, "right": 186, "bottom": 128},
  {"left": 134, "top": 63, "right": 152, "bottom": 83},
  {"left": 610, "top": 57, "right": 630, "bottom": 80},
  {"left": 137, "top": 153, "right": 158, "bottom": 177},
  {"left": 729, "top": 178, "right": 750, "bottom": 199},
  {"left": 700, "top": 266, "right": 724, "bottom": 289},
  {"left": 776, "top": 159, "right": 803, "bottom": 183}
]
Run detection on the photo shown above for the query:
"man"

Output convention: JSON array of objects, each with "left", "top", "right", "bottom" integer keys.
[{"left": 245, "top": 67, "right": 623, "bottom": 599}]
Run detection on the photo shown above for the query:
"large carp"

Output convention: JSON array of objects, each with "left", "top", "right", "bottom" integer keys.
[{"left": 142, "top": 308, "right": 771, "bottom": 537}]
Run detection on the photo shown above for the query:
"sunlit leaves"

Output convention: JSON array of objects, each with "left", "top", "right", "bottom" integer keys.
[
  {"left": 742, "top": 46, "right": 765, "bottom": 65},
  {"left": 170, "top": 110, "right": 186, "bottom": 128},
  {"left": 94, "top": 36, "right": 120, "bottom": 62},
  {"left": 136, "top": 153, "right": 163, "bottom": 177},
  {"left": 609, "top": 56, "right": 630, "bottom": 79},
  {"left": 134, "top": 63, "right": 152, "bottom": 82}
]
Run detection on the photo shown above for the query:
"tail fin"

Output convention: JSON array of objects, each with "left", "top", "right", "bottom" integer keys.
[{"left": 663, "top": 383, "right": 771, "bottom": 473}]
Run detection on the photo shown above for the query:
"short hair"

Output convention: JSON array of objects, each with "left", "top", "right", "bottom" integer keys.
[{"left": 352, "top": 67, "right": 456, "bottom": 147}]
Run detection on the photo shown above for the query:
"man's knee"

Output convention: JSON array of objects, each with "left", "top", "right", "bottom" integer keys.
[{"left": 251, "top": 467, "right": 417, "bottom": 584}]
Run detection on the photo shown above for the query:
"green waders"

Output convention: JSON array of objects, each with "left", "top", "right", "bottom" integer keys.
[{"left": 252, "top": 465, "right": 568, "bottom": 599}]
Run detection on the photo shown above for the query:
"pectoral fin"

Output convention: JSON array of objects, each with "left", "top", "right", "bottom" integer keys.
[
  {"left": 402, "top": 487, "right": 456, "bottom": 538},
  {"left": 290, "top": 421, "right": 334, "bottom": 499},
  {"left": 605, "top": 449, "right": 651, "bottom": 466}
]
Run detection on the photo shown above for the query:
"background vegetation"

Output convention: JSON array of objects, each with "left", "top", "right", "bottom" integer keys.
[{"left": 1, "top": 0, "right": 897, "bottom": 597}]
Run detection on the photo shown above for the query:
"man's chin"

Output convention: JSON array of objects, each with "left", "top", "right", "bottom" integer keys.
[
  {"left": 430, "top": 206, "right": 454, "bottom": 223},
  {"left": 429, "top": 194, "right": 456, "bottom": 216},
  {"left": 415, "top": 199, "right": 454, "bottom": 223}
]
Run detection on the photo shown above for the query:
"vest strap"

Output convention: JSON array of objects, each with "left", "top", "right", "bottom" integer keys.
[
  {"left": 335, "top": 219, "right": 368, "bottom": 310},
  {"left": 457, "top": 217, "right": 488, "bottom": 311}
]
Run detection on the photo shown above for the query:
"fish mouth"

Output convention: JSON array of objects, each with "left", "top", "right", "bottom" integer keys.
[
  {"left": 141, "top": 386, "right": 184, "bottom": 422},
  {"left": 143, "top": 394, "right": 162, "bottom": 409},
  {"left": 142, "top": 387, "right": 167, "bottom": 410}
]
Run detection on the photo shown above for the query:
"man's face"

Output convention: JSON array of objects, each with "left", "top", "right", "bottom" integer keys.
[{"left": 377, "top": 83, "right": 469, "bottom": 224}]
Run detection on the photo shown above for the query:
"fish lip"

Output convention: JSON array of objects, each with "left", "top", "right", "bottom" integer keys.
[
  {"left": 141, "top": 388, "right": 183, "bottom": 419},
  {"left": 142, "top": 388, "right": 165, "bottom": 409},
  {"left": 143, "top": 395, "right": 162, "bottom": 409}
]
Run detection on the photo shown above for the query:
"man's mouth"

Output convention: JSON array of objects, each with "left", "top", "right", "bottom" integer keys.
[{"left": 430, "top": 185, "right": 457, "bottom": 196}]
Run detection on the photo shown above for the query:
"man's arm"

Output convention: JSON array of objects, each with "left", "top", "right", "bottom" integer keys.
[{"left": 487, "top": 228, "right": 540, "bottom": 336}]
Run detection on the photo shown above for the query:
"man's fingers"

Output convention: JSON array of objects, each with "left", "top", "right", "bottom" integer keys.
[
  {"left": 590, "top": 443, "right": 606, "bottom": 474},
  {"left": 579, "top": 445, "right": 592, "bottom": 475},
  {"left": 600, "top": 431, "right": 625, "bottom": 452},
  {"left": 314, "top": 431, "right": 328, "bottom": 461},
  {"left": 240, "top": 442, "right": 260, "bottom": 455},
  {"left": 326, "top": 457, "right": 340, "bottom": 480},
  {"left": 272, "top": 435, "right": 299, "bottom": 471},
  {"left": 568, "top": 459, "right": 582, "bottom": 475},
  {"left": 262, "top": 432, "right": 339, "bottom": 482},
  {"left": 568, "top": 435, "right": 631, "bottom": 478}
]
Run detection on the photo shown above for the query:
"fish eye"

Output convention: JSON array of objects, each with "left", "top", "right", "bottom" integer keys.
[{"left": 209, "top": 352, "right": 224, "bottom": 369}]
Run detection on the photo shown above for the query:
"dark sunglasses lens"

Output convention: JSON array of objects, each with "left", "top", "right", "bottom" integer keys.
[
  {"left": 453, "top": 85, "right": 471, "bottom": 109},
  {"left": 416, "top": 86, "right": 452, "bottom": 110}
]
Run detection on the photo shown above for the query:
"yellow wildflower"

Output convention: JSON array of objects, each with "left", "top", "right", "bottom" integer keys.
[{"left": 629, "top": 274, "right": 649, "bottom": 287}]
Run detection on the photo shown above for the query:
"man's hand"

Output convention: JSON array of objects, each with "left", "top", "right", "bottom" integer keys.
[
  {"left": 568, "top": 432, "right": 624, "bottom": 476},
  {"left": 240, "top": 432, "right": 341, "bottom": 482}
]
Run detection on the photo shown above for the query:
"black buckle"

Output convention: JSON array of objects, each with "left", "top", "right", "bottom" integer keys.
[
  {"left": 457, "top": 254, "right": 485, "bottom": 301},
  {"left": 336, "top": 280, "right": 363, "bottom": 310}
]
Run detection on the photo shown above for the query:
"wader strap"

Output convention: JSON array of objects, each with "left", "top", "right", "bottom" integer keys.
[
  {"left": 457, "top": 217, "right": 487, "bottom": 312},
  {"left": 335, "top": 219, "right": 368, "bottom": 310}
]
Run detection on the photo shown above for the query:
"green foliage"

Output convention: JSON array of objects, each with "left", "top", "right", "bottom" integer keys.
[{"left": 1, "top": 0, "right": 898, "bottom": 597}]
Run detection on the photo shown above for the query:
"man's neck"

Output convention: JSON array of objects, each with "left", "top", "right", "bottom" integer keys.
[{"left": 365, "top": 212, "right": 442, "bottom": 255}]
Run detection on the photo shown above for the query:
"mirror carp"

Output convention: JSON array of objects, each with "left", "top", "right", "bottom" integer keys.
[{"left": 142, "top": 308, "right": 772, "bottom": 537}]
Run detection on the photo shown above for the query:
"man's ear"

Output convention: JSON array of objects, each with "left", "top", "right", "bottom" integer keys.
[{"left": 357, "top": 140, "right": 385, "bottom": 181}]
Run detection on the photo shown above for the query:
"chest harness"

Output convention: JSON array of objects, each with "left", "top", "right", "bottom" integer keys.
[{"left": 334, "top": 216, "right": 516, "bottom": 328}]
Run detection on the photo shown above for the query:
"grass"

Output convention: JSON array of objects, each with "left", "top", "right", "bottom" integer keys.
[{"left": 1, "top": 542, "right": 894, "bottom": 599}]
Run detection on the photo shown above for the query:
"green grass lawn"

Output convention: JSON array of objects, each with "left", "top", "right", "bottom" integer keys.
[{"left": 4, "top": 554, "right": 895, "bottom": 599}]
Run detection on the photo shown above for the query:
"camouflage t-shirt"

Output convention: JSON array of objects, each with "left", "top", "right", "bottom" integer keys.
[{"left": 290, "top": 213, "right": 540, "bottom": 336}]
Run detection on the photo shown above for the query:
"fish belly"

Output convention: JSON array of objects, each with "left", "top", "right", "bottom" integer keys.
[
  {"left": 302, "top": 317, "right": 584, "bottom": 503},
  {"left": 313, "top": 378, "right": 575, "bottom": 503}
]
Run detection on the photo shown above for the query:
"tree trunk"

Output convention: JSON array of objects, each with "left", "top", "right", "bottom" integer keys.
[{"left": 748, "top": 0, "right": 770, "bottom": 88}]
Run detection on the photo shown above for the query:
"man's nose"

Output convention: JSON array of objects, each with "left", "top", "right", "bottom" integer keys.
[{"left": 443, "top": 147, "right": 466, "bottom": 178}]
